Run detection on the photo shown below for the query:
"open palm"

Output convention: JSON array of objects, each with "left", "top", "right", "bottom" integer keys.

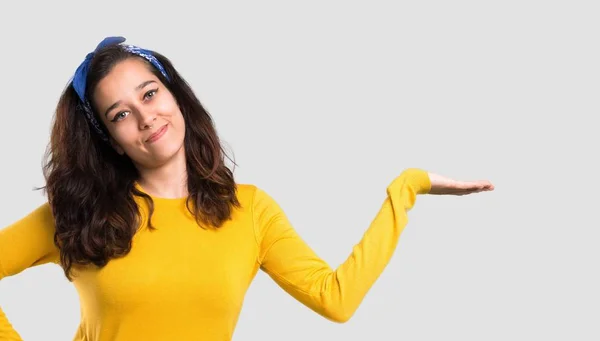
[{"left": 428, "top": 172, "right": 494, "bottom": 196}]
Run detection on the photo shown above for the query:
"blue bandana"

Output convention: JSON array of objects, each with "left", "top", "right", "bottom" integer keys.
[{"left": 71, "top": 36, "right": 170, "bottom": 141}]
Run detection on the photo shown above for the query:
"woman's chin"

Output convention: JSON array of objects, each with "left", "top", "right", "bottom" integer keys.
[{"left": 144, "top": 142, "right": 184, "bottom": 167}]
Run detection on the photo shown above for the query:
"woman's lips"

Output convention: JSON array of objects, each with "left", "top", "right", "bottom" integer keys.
[{"left": 146, "top": 124, "right": 168, "bottom": 143}]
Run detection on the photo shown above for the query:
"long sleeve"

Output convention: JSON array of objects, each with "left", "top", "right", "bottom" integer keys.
[
  {"left": 252, "top": 168, "right": 431, "bottom": 323},
  {"left": 0, "top": 202, "right": 60, "bottom": 340}
]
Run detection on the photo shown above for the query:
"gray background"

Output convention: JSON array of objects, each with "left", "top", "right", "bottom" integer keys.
[{"left": 0, "top": 1, "right": 598, "bottom": 340}]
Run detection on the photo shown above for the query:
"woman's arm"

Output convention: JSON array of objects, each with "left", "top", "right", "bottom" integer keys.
[
  {"left": 252, "top": 167, "right": 494, "bottom": 323},
  {"left": 0, "top": 203, "right": 60, "bottom": 340},
  {"left": 252, "top": 168, "right": 431, "bottom": 323}
]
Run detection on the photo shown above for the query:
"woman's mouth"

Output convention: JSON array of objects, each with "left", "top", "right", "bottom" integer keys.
[{"left": 146, "top": 124, "right": 168, "bottom": 143}]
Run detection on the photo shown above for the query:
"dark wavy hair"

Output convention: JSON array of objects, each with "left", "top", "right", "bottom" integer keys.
[{"left": 41, "top": 45, "right": 240, "bottom": 281}]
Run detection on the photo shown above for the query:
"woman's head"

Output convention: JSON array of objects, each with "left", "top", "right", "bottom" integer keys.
[
  {"left": 43, "top": 37, "right": 240, "bottom": 280},
  {"left": 91, "top": 55, "right": 186, "bottom": 169}
]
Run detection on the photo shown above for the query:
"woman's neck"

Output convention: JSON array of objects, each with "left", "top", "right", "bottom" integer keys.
[{"left": 135, "top": 147, "right": 189, "bottom": 199}]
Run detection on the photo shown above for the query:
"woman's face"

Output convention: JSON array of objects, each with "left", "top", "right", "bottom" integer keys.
[{"left": 93, "top": 57, "right": 186, "bottom": 169}]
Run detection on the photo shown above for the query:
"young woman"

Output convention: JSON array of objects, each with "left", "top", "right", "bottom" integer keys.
[{"left": 0, "top": 36, "right": 494, "bottom": 341}]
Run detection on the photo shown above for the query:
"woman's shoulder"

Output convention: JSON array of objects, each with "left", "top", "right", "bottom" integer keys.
[
  {"left": 234, "top": 183, "right": 276, "bottom": 209},
  {"left": 234, "top": 182, "right": 284, "bottom": 218},
  {"left": 234, "top": 183, "right": 260, "bottom": 202}
]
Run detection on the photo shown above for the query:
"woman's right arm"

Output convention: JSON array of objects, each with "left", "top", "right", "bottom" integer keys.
[{"left": 0, "top": 202, "right": 60, "bottom": 340}]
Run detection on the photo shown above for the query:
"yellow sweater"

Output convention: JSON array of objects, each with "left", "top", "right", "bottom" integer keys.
[{"left": 0, "top": 168, "right": 430, "bottom": 340}]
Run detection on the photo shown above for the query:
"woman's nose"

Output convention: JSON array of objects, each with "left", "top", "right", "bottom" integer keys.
[{"left": 139, "top": 112, "right": 157, "bottom": 130}]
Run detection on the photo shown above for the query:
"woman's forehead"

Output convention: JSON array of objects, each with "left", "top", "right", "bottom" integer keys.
[{"left": 95, "top": 59, "right": 159, "bottom": 97}]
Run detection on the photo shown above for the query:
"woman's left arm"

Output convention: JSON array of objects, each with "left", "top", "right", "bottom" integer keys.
[
  {"left": 252, "top": 168, "right": 431, "bottom": 323},
  {"left": 252, "top": 168, "right": 493, "bottom": 323}
]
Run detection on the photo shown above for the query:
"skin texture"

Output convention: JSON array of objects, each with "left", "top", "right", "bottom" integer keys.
[
  {"left": 92, "top": 58, "right": 189, "bottom": 198},
  {"left": 428, "top": 172, "right": 495, "bottom": 195}
]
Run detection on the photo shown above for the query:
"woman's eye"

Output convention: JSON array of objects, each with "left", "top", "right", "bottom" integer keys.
[
  {"left": 144, "top": 89, "right": 158, "bottom": 100},
  {"left": 112, "top": 112, "right": 129, "bottom": 122}
]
